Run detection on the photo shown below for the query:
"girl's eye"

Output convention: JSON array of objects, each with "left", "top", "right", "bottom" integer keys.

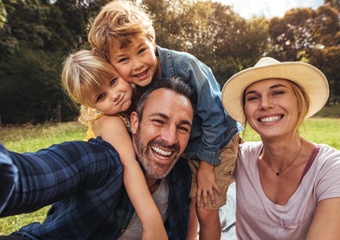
[
  {"left": 110, "top": 78, "right": 118, "bottom": 87},
  {"left": 96, "top": 93, "right": 105, "bottom": 102},
  {"left": 117, "top": 57, "right": 128, "bottom": 63}
]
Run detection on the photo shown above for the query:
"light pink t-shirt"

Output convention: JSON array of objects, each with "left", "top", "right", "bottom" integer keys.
[{"left": 235, "top": 142, "right": 340, "bottom": 240}]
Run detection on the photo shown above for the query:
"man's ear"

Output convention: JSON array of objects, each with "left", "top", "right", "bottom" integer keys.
[{"left": 130, "top": 111, "right": 139, "bottom": 134}]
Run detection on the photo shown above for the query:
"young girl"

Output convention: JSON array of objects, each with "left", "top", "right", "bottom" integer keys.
[{"left": 61, "top": 49, "right": 167, "bottom": 240}]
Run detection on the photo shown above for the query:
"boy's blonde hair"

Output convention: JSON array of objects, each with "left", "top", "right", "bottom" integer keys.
[
  {"left": 88, "top": 0, "right": 155, "bottom": 60},
  {"left": 61, "top": 49, "right": 118, "bottom": 123}
]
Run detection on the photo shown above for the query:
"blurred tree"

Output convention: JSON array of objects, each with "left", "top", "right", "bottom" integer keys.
[
  {"left": 0, "top": 0, "right": 7, "bottom": 29},
  {"left": 144, "top": 0, "right": 268, "bottom": 85},
  {"left": 268, "top": 4, "right": 340, "bottom": 104},
  {"left": 0, "top": 0, "right": 84, "bottom": 124}
]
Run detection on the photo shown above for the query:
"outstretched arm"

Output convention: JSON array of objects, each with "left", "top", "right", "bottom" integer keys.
[
  {"left": 0, "top": 138, "right": 120, "bottom": 217},
  {"left": 94, "top": 115, "right": 168, "bottom": 240}
]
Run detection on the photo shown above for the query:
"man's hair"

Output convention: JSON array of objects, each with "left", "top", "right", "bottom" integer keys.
[
  {"left": 135, "top": 77, "right": 196, "bottom": 120},
  {"left": 88, "top": 0, "right": 155, "bottom": 60}
]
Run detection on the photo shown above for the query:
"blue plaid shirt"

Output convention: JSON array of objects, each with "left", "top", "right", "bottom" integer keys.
[{"left": 0, "top": 137, "right": 191, "bottom": 239}]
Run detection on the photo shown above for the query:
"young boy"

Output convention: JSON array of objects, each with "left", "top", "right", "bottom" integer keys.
[{"left": 88, "top": 1, "right": 243, "bottom": 239}]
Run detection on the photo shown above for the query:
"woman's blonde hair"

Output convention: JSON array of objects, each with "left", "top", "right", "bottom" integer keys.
[
  {"left": 88, "top": 0, "right": 155, "bottom": 60},
  {"left": 61, "top": 49, "right": 118, "bottom": 124}
]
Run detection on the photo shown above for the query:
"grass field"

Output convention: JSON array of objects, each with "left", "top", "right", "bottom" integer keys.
[{"left": 0, "top": 105, "right": 339, "bottom": 235}]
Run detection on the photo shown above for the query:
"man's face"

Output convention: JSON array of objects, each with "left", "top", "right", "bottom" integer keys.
[{"left": 130, "top": 88, "right": 193, "bottom": 179}]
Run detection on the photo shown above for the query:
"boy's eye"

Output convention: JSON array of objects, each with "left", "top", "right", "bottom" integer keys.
[{"left": 138, "top": 48, "right": 146, "bottom": 55}]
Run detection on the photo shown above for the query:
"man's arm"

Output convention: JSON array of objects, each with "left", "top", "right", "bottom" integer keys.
[{"left": 0, "top": 138, "right": 122, "bottom": 217}]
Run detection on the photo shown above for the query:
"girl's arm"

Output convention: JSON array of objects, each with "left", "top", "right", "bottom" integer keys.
[
  {"left": 306, "top": 198, "right": 340, "bottom": 239},
  {"left": 93, "top": 115, "right": 168, "bottom": 240}
]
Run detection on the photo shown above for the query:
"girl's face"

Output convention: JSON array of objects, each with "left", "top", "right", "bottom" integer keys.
[
  {"left": 108, "top": 35, "right": 158, "bottom": 87},
  {"left": 244, "top": 79, "right": 299, "bottom": 139},
  {"left": 86, "top": 76, "right": 133, "bottom": 115}
]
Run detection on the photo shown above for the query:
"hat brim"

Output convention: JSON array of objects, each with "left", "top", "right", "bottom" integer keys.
[{"left": 221, "top": 62, "right": 329, "bottom": 124}]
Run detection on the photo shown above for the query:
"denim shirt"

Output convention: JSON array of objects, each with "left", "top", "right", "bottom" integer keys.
[
  {"left": 0, "top": 137, "right": 191, "bottom": 240},
  {"left": 157, "top": 46, "right": 243, "bottom": 165}
]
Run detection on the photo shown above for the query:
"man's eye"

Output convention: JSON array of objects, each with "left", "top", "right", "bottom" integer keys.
[
  {"left": 178, "top": 126, "right": 190, "bottom": 134},
  {"left": 152, "top": 119, "right": 164, "bottom": 126}
]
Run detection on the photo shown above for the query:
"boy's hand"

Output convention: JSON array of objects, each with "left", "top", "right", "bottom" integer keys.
[{"left": 196, "top": 161, "right": 221, "bottom": 209}]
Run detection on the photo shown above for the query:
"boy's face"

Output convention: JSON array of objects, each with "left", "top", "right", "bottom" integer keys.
[{"left": 108, "top": 36, "right": 158, "bottom": 87}]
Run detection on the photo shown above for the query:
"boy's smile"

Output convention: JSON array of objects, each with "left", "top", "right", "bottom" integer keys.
[{"left": 108, "top": 35, "right": 158, "bottom": 87}]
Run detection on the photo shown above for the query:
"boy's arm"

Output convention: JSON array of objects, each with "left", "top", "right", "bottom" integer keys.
[{"left": 94, "top": 115, "right": 168, "bottom": 240}]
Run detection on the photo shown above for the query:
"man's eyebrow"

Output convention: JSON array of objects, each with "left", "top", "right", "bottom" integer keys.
[
  {"left": 149, "top": 112, "right": 192, "bottom": 127},
  {"left": 149, "top": 112, "right": 169, "bottom": 119}
]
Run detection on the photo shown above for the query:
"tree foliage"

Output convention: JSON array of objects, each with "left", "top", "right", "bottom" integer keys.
[
  {"left": 0, "top": 0, "right": 338, "bottom": 124},
  {"left": 267, "top": 3, "right": 340, "bottom": 103}
]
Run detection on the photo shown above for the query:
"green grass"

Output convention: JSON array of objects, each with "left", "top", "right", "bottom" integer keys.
[
  {"left": 0, "top": 111, "right": 339, "bottom": 234},
  {"left": 0, "top": 122, "right": 87, "bottom": 235}
]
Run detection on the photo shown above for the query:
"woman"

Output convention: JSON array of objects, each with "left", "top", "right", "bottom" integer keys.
[{"left": 221, "top": 57, "right": 340, "bottom": 239}]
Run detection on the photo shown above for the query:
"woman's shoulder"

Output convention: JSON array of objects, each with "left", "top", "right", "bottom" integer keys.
[
  {"left": 315, "top": 144, "right": 340, "bottom": 165},
  {"left": 240, "top": 141, "right": 263, "bottom": 152}
]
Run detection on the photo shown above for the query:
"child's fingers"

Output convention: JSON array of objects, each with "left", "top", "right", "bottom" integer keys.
[{"left": 196, "top": 190, "right": 202, "bottom": 207}]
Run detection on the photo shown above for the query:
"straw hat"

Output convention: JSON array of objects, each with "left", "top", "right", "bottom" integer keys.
[{"left": 221, "top": 57, "right": 329, "bottom": 124}]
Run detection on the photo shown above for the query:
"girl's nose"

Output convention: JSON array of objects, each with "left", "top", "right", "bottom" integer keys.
[{"left": 110, "top": 91, "right": 120, "bottom": 103}]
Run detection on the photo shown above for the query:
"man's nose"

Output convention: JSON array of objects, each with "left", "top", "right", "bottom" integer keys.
[{"left": 161, "top": 125, "right": 177, "bottom": 145}]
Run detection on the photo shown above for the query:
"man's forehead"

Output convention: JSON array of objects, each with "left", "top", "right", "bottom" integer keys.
[{"left": 145, "top": 88, "right": 193, "bottom": 116}]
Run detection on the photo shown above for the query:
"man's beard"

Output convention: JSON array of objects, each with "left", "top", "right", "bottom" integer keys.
[{"left": 133, "top": 127, "right": 180, "bottom": 179}]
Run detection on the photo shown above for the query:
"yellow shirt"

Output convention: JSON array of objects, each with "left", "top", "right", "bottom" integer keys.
[{"left": 84, "top": 113, "right": 130, "bottom": 141}]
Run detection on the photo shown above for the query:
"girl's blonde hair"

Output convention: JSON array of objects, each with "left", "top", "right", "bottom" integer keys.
[
  {"left": 88, "top": 0, "right": 155, "bottom": 60},
  {"left": 61, "top": 49, "right": 118, "bottom": 124}
]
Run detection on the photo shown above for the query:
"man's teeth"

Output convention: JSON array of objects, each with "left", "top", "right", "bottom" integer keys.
[
  {"left": 152, "top": 146, "right": 171, "bottom": 156},
  {"left": 260, "top": 115, "right": 281, "bottom": 123}
]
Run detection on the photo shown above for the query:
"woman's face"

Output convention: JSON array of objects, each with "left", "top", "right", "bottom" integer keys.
[{"left": 244, "top": 78, "right": 299, "bottom": 139}]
